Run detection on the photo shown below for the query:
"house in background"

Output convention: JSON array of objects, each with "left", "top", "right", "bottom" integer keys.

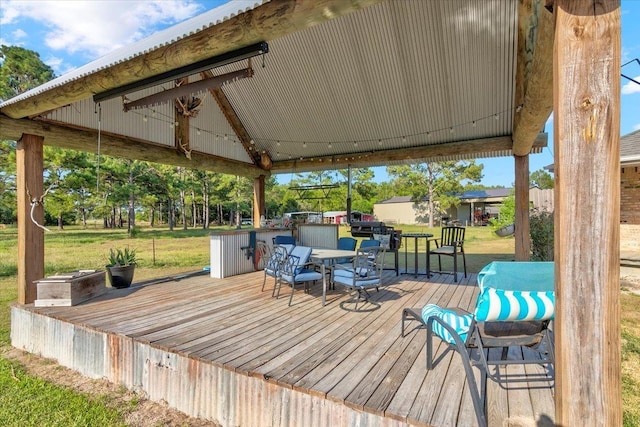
[
  {"left": 545, "top": 129, "right": 639, "bottom": 251},
  {"left": 374, "top": 188, "right": 554, "bottom": 226},
  {"left": 620, "top": 130, "right": 640, "bottom": 252},
  {"left": 322, "top": 210, "right": 374, "bottom": 224},
  {"left": 621, "top": 129, "right": 640, "bottom": 225}
]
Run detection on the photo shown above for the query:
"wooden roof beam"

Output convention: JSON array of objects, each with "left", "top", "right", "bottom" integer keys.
[
  {"left": 269, "top": 134, "right": 548, "bottom": 173},
  {"left": 201, "top": 69, "right": 267, "bottom": 168},
  {"left": 0, "top": 0, "right": 384, "bottom": 119},
  {"left": 512, "top": 0, "right": 555, "bottom": 156},
  {"left": 0, "top": 115, "right": 267, "bottom": 179}
]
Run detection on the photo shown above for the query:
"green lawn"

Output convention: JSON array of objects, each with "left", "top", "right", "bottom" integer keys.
[{"left": 0, "top": 224, "right": 638, "bottom": 425}]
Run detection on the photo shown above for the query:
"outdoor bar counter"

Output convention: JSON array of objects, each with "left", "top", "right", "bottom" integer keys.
[{"left": 209, "top": 224, "right": 338, "bottom": 278}]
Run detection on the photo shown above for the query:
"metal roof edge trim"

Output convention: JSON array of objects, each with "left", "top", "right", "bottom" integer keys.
[{"left": 0, "top": 0, "right": 268, "bottom": 109}]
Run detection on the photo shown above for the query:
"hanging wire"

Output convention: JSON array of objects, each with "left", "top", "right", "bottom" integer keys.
[
  {"left": 26, "top": 185, "right": 53, "bottom": 233},
  {"left": 30, "top": 201, "right": 51, "bottom": 232},
  {"left": 95, "top": 103, "right": 102, "bottom": 192}
]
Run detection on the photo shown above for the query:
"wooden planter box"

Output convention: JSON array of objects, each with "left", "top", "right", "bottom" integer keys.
[{"left": 35, "top": 270, "right": 106, "bottom": 307}]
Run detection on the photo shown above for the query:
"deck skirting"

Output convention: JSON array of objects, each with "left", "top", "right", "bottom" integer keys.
[{"left": 11, "top": 305, "right": 409, "bottom": 427}]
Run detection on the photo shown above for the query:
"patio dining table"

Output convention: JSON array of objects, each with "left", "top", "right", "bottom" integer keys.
[{"left": 311, "top": 248, "right": 357, "bottom": 306}]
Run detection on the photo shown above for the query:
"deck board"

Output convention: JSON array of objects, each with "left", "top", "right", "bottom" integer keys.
[{"left": 13, "top": 267, "right": 555, "bottom": 426}]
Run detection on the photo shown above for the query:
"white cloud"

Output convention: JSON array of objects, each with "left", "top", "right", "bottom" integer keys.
[
  {"left": 633, "top": 123, "right": 640, "bottom": 131},
  {"left": 622, "top": 76, "right": 640, "bottom": 95},
  {"left": 11, "top": 28, "right": 27, "bottom": 39},
  {"left": 0, "top": 0, "right": 204, "bottom": 57}
]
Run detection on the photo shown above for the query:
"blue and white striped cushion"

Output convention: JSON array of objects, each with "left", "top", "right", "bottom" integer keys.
[
  {"left": 474, "top": 287, "right": 555, "bottom": 322},
  {"left": 421, "top": 304, "right": 474, "bottom": 345}
]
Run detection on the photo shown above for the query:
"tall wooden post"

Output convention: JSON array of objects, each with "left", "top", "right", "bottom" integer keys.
[
  {"left": 16, "top": 134, "right": 45, "bottom": 304},
  {"left": 514, "top": 154, "right": 530, "bottom": 260},
  {"left": 253, "top": 175, "right": 265, "bottom": 227},
  {"left": 554, "top": 1, "right": 621, "bottom": 425}
]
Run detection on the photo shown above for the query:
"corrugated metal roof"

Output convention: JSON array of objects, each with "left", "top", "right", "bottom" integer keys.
[
  {"left": 1, "top": 0, "right": 545, "bottom": 174},
  {"left": 223, "top": 0, "right": 519, "bottom": 165},
  {"left": 0, "top": 0, "right": 268, "bottom": 108}
]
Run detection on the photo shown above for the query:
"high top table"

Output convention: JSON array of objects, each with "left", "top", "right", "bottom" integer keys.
[{"left": 401, "top": 233, "right": 434, "bottom": 277}]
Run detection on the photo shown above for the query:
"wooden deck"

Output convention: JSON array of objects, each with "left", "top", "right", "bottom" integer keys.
[{"left": 11, "top": 270, "right": 555, "bottom": 427}]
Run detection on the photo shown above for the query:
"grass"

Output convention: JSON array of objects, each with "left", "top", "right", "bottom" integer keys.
[
  {"left": 0, "top": 224, "right": 639, "bottom": 425},
  {"left": 0, "top": 357, "right": 126, "bottom": 427}
]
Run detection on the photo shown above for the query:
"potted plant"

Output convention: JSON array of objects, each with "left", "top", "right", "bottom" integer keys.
[{"left": 106, "top": 247, "right": 137, "bottom": 288}]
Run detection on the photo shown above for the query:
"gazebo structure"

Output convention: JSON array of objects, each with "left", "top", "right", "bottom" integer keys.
[{"left": 0, "top": 0, "right": 621, "bottom": 425}]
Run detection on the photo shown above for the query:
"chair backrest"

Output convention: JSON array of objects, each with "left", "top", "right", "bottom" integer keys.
[
  {"left": 281, "top": 245, "right": 313, "bottom": 276},
  {"left": 261, "top": 242, "right": 290, "bottom": 273},
  {"left": 354, "top": 245, "right": 386, "bottom": 278},
  {"left": 474, "top": 261, "right": 555, "bottom": 322},
  {"left": 440, "top": 226, "right": 465, "bottom": 247},
  {"left": 359, "top": 239, "right": 380, "bottom": 250},
  {"left": 274, "top": 235, "right": 296, "bottom": 246},
  {"left": 337, "top": 237, "right": 357, "bottom": 251}
]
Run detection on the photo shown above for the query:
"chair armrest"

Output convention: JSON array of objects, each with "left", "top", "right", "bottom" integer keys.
[{"left": 427, "top": 237, "right": 440, "bottom": 248}]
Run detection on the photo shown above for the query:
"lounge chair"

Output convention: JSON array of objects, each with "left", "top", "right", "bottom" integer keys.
[{"left": 401, "top": 261, "right": 555, "bottom": 427}]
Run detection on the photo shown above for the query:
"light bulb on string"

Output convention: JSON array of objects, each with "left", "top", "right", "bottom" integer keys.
[{"left": 143, "top": 115, "right": 148, "bottom": 122}]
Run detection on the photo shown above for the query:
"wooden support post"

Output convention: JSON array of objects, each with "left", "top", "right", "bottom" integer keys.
[
  {"left": 253, "top": 175, "right": 265, "bottom": 228},
  {"left": 16, "top": 134, "right": 45, "bottom": 304},
  {"left": 554, "top": 1, "right": 621, "bottom": 425},
  {"left": 514, "top": 155, "right": 530, "bottom": 260}
]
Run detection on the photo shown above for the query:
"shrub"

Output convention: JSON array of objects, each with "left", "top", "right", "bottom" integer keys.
[
  {"left": 489, "top": 194, "right": 515, "bottom": 230},
  {"left": 530, "top": 209, "right": 554, "bottom": 261}
]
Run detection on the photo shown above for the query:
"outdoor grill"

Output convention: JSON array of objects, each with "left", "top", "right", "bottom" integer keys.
[{"left": 349, "top": 221, "right": 402, "bottom": 251}]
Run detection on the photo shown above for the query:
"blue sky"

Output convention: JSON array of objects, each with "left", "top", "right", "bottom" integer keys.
[{"left": 1, "top": 0, "right": 638, "bottom": 187}]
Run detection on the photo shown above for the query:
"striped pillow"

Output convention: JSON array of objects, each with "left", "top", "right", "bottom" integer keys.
[
  {"left": 474, "top": 287, "right": 555, "bottom": 322},
  {"left": 421, "top": 304, "right": 474, "bottom": 345}
]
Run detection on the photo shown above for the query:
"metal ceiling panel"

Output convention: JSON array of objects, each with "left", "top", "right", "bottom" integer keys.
[
  {"left": 42, "top": 81, "right": 254, "bottom": 163},
  {"left": 221, "top": 0, "right": 518, "bottom": 167}
]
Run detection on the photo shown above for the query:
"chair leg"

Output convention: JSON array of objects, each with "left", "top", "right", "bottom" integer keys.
[
  {"left": 428, "top": 319, "right": 487, "bottom": 427},
  {"left": 438, "top": 255, "right": 442, "bottom": 272},
  {"left": 274, "top": 277, "right": 282, "bottom": 299},
  {"left": 462, "top": 251, "right": 467, "bottom": 278},
  {"left": 453, "top": 253, "right": 458, "bottom": 282},
  {"left": 288, "top": 282, "right": 295, "bottom": 306},
  {"left": 261, "top": 273, "right": 267, "bottom": 292}
]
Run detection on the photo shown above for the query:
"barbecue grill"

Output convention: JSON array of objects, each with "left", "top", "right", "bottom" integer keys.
[{"left": 349, "top": 221, "right": 401, "bottom": 274}]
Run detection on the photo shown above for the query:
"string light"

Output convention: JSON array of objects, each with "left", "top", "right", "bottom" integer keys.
[{"left": 125, "top": 104, "right": 517, "bottom": 162}]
